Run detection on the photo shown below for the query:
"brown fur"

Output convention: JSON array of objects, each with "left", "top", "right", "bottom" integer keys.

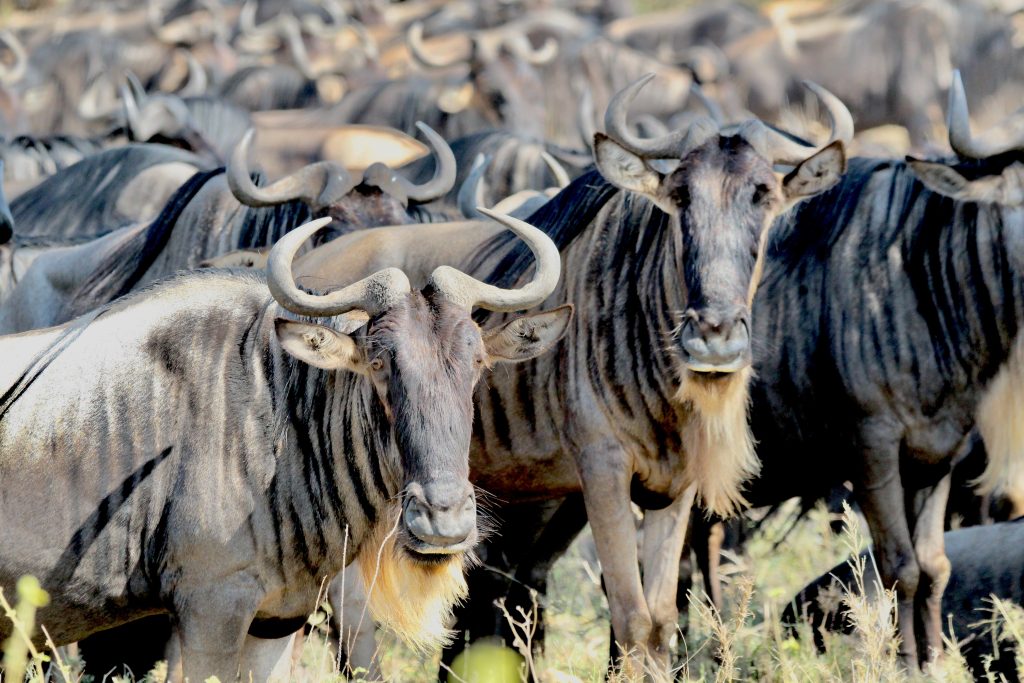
[
  {"left": 674, "top": 366, "right": 759, "bottom": 517},
  {"left": 356, "top": 507, "right": 469, "bottom": 652}
]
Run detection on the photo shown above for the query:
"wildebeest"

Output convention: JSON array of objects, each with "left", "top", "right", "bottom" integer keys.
[
  {"left": 9, "top": 143, "right": 205, "bottom": 241},
  {"left": 0, "top": 209, "right": 568, "bottom": 682},
  {"left": 285, "top": 74, "right": 852, "bottom": 676},
  {"left": 1, "top": 122, "right": 457, "bottom": 334},
  {"left": 782, "top": 518, "right": 1024, "bottom": 681},
  {"left": 330, "top": 18, "right": 559, "bottom": 141},
  {"left": 739, "top": 72, "right": 1024, "bottom": 667},
  {"left": 492, "top": 69, "right": 1024, "bottom": 672}
]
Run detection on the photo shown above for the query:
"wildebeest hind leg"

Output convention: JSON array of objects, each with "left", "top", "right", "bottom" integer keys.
[
  {"left": 855, "top": 448, "right": 920, "bottom": 670},
  {"left": 909, "top": 471, "right": 952, "bottom": 667}
]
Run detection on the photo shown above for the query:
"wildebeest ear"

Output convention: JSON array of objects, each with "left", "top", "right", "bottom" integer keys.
[
  {"left": 483, "top": 305, "right": 573, "bottom": 363},
  {"left": 275, "top": 319, "right": 363, "bottom": 372},
  {"left": 782, "top": 140, "right": 846, "bottom": 200},
  {"left": 907, "top": 159, "right": 970, "bottom": 198},
  {"left": 908, "top": 159, "right": 1024, "bottom": 205},
  {"left": 594, "top": 133, "right": 663, "bottom": 199}
]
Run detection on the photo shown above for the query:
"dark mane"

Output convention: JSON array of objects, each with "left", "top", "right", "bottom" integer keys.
[
  {"left": 466, "top": 169, "right": 618, "bottom": 296},
  {"left": 234, "top": 193, "right": 315, "bottom": 249},
  {"left": 10, "top": 144, "right": 203, "bottom": 241},
  {"left": 59, "top": 167, "right": 223, "bottom": 320}
]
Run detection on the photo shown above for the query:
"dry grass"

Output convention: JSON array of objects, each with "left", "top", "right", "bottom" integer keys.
[{"left": 3, "top": 503, "right": 1019, "bottom": 682}]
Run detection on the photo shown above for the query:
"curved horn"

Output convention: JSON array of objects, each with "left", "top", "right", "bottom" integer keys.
[
  {"left": 126, "top": 71, "right": 148, "bottom": 106},
  {"left": 300, "top": 0, "right": 347, "bottom": 37},
  {"left": 0, "top": 31, "right": 27, "bottom": 86},
  {"left": 177, "top": 51, "right": 208, "bottom": 97},
  {"left": 803, "top": 80, "right": 854, "bottom": 148},
  {"left": 502, "top": 33, "right": 559, "bottom": 65},
  {"left": 239, "top": 0, "right": 288, "bottom": 36},
  {"left": 578, "top": 87, "right": 597, "bottom": 150},
  {"left": 605, "top": 74, "right": 716, "bottom": 158},
  {"left": 279, "top": 14, "right": 320, "bottom": 80},
  {"left": 540, "top": 150, "right": 570, "bottom": 189},
  {"left": 457, "top": 153, "right": 490, "bottom": 219},
  {"left": 267, "top": 217, "right": 411, "bottom": 317},
  {"left": 948, "top": 70, "right": 1024, "bottom": 159},
  {"left": 428, "top": 207, "right": 561, "bottom": 312},
  {"left": 229, "top": 129, "right": 357, "bottom": 210},
  {"left": 735, "top": 80, "right": 853, "bottom": 166},
  {"left": 121, "top": 80, "right": 143, "bottom": 138},
  {"left": 407, "top": 22, "right": 466, "bottom": 69},
  {"left": 149, "top": 0, "right": 201, "bottom": 44},
  {"left": 360, "top": 122, "right": 457, "bottom": 204},
  {"left": 690, "top": 82, "right": 725, "bottom": 126}
]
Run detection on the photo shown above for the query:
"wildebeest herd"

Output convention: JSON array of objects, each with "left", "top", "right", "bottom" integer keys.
[{"left": 2, "top": 0, "right": 1024, "bottom": 680}]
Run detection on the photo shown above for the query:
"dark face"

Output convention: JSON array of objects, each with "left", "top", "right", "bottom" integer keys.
[
  {"left": 361, "top": 290, "right": 487, "bottom": 559},
  {"left": 668, "top": 135, "right": 780, "bottom": 375},
  {"left": 320, "top": 186, "right": 414, "bottom": 236}
]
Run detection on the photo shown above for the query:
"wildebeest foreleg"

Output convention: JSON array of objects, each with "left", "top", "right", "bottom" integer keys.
[
  {"left": 172, "top": 578, "right": 262, "bottom": 682},
  {"left": 909, "top": 472, "right": 952, "bottom": 667},
  {"left": 578, "top": 443, "right": 659, "bottom": 678},
  {"left": 856, "top": 451, "right": 920, "bottom": 670},
  {"left": 640, "top": 484, "right": 696, "bottom": 668}
]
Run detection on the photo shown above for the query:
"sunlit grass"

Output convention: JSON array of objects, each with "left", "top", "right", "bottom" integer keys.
[{"left": 3, "top": 503, "right": 1016, "bottom": 682}]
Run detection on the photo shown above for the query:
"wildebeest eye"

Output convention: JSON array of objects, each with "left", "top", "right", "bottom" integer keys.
[
  {"left": 370, "top": 358, "right": 384, "bottom": 372},
  {"left": 752, "top": 183, "right": 771, "bottom": 205}
]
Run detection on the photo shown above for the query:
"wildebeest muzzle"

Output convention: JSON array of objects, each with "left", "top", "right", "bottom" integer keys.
[
  {"left": 402, "top": 480, "right": 477, "bottom": 555},
  {"left": 678, "top": 304, "right": 751, "bottom": 373}
]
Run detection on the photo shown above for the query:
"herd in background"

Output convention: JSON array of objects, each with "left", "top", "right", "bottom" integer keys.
[{"left": 1, "top": 0, "right": 1024, "bottom": 681}]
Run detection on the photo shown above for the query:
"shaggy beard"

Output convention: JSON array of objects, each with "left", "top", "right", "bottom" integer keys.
[
  {"left": 356, "top": 506, "right": 472, "bottom": 652},
  {"left": 674, "top": 365, "right": 761, "bottom": 518}
]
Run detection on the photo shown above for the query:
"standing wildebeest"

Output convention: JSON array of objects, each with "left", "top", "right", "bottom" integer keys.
[
  {"left": 0, "top": 209, "right": 569, "bottom": 682},
  {"left": 782, "top": 518, "right": 1024, "bottom": 681},
  {"left": 739, "top": 72, "right": 1024, "bottom": 667},
  {"left": 512, "top": 69, "right": 1024, "bottom": 671},
  {"left": 288, "top": 74, "right": 852, "bottom": 676}
]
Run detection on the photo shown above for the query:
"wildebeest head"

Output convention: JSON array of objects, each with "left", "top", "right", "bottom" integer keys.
[
  {"left": 228, "top": 122, "right": 457, "bottom": 229},
  {"left": 266, "top": 211, "right": 571, "bottom": 559},
  {"left": 594, "top": 74, "right": 850, "bottom": 378},
  {"left": 909, "top": 71, "right": 1024, "bottom": 207},
  {"left": 406, "top": 21, "right": 556, "bottom": 137}
]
